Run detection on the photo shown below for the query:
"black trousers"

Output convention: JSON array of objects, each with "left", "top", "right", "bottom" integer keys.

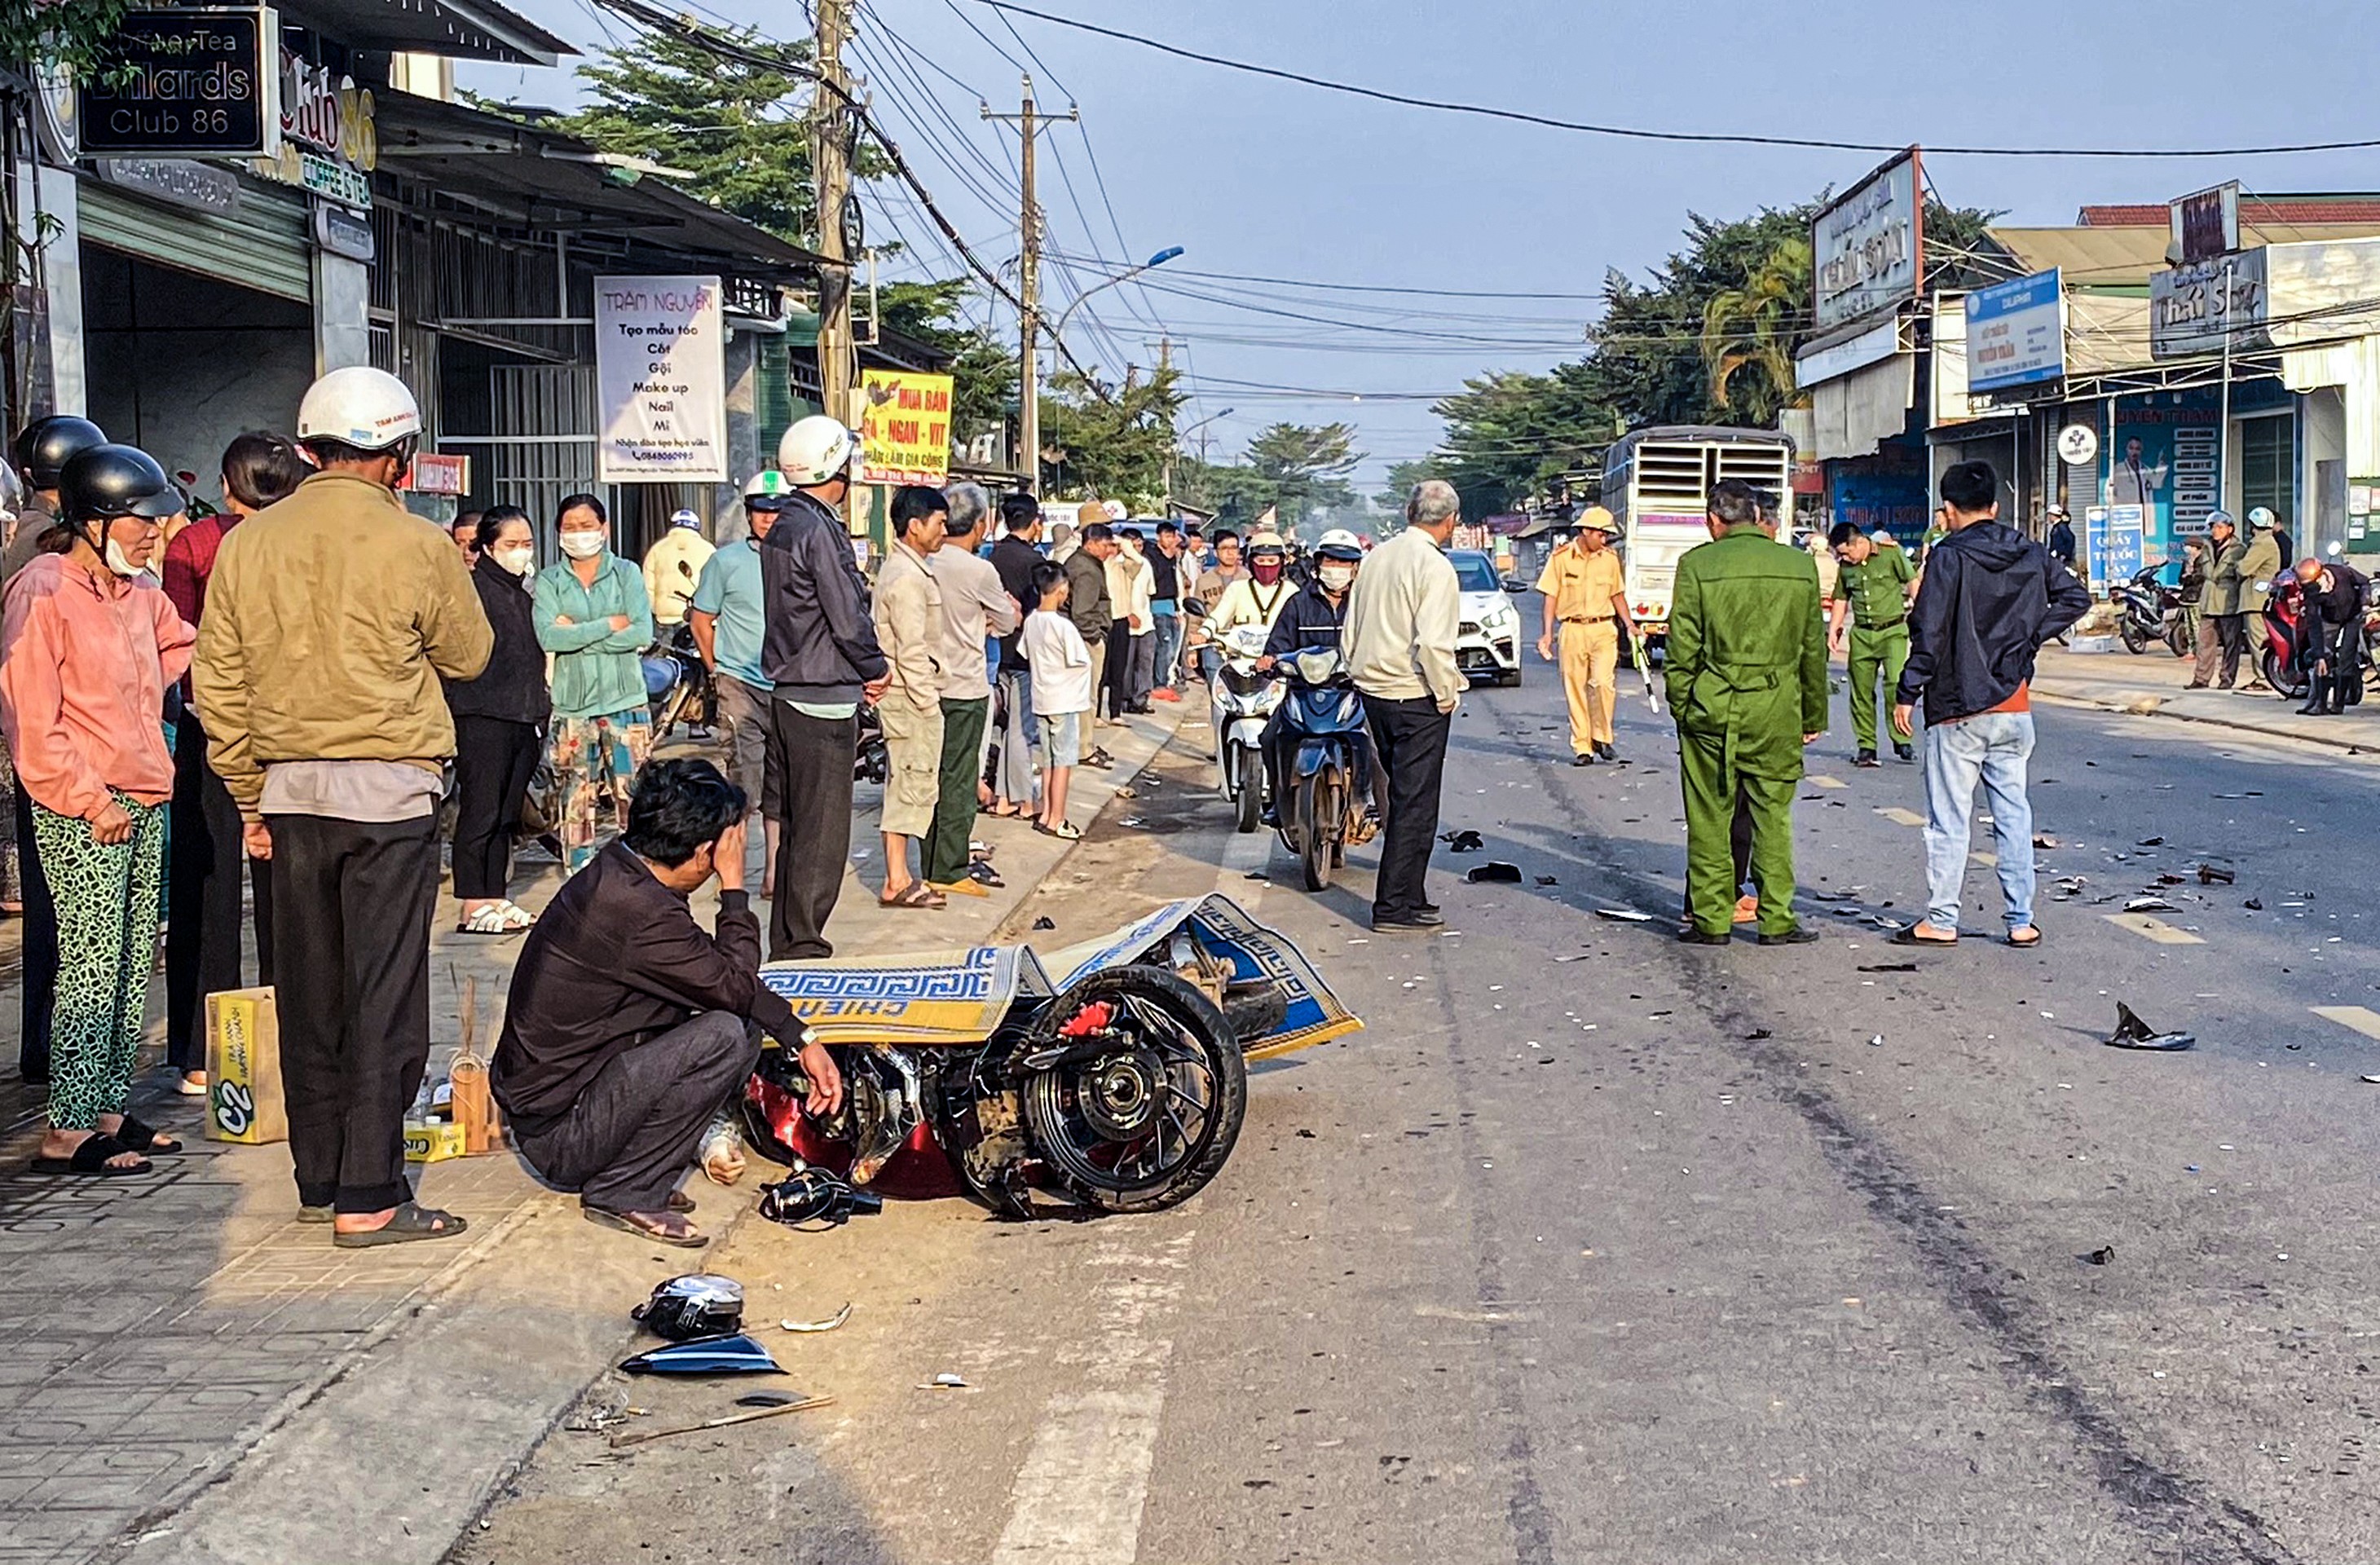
[
  {"left": 1361, "top": 694, "right": 1452, "bottom": 922},
  {"left": 166, "top": 709, "right": 275, "bottom": 1071},
  {"left": 765, "top": 700, "right": 856, "bottom": 961},
  {"left": 512, "top": 1012, "right": 760, "bottom": 1215},
  {"left": 1103, "top": 623, "right": 1134, "bottom": 718},
  {"left": 14, "top": 786, "right": 55, "bottom": 1083},
  {"left": 451, "top": 715, "right": 541, "bottom": 902},
  {"left": 266, "top": 811, "right": 439, "bottom": 1214},
  {"left": 2308, "top": 619, "right": 2362, "bottom": 711}
]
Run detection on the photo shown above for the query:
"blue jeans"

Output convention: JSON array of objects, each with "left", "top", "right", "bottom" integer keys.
[
  {"left": 1920, "top": 711, "right": 2037, "bottom": 932},
  {"left": 1151, "top": 605, "right": 1182, "bottom": 688}
]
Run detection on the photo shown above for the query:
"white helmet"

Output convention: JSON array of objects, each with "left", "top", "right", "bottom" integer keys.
[
  {"left": 2247, "top": 505, "right": 2277, "bottom": 530},
  {"left": 743, "top": 469, "right": 795, "bottom": 505},
  {"left": 778, "top": 415, "right": 858, "bottom": 486},
  {"left": 296, "top": 366, "right": 422, "bottom": 451}
]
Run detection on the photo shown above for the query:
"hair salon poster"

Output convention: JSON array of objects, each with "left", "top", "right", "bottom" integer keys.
[{"left": 2108, "top": 390, "right": 2220, "bottom": 566}]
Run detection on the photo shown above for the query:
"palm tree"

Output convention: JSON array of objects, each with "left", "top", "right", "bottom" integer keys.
[{"left": 1701, "top": 236, "right": 1812, "bottom": 425}]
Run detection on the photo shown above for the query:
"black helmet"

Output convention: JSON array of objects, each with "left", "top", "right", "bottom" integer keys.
[
  {"left": 57, "top": 444, "right": 183, "bottom": 527},
  {"left": 629, "top": 1273, "right": 745, "bottom": 1340},
  {"left": 13, "top": 416, "right": 106, "bottom": 488}
]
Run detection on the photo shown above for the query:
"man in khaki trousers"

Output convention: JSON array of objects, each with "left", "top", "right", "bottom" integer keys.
[{"left": 1534, "top": 509, "right": 1635, "bottom": 765}]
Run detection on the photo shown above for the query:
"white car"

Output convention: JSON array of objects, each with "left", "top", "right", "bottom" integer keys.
[{"left": 1448, "top": 549, "right": 1522, "bottom": 686}]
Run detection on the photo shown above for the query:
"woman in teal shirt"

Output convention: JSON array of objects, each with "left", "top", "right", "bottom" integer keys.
[{"left": 533, "top": 493, "right": 654, "bottom": 871}]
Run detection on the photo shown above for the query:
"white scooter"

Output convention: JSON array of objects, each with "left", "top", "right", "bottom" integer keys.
[{"left": 1209, "top": 623, "right": 1281, "bottom": 834}]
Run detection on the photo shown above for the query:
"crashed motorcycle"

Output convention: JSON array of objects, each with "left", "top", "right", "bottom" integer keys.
[
  {"left": 644, "top": 623, "right": 713, "bottom": 743},
  {"left": 2112, "top": 566, "right": 2188, "bottom": 658},
  {"left": 742, "top": 896, "right": 1360, "bottom": 1217},
  {"left": 1210, "top": 624, "right": 1280, "bottom": 835},
  {"left": 1274, "top": 646, "right": 1377, "bottom": 893}
]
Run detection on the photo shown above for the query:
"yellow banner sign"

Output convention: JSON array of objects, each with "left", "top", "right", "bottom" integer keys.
[{"left": 858, "top": 369, "right": 955, "bottom": 485}]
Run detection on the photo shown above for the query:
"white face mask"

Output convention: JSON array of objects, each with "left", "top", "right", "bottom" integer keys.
[
  {"left": 1320, "top": 563, "right": 1355, "bottom": 592},
  {"left": 103, "top": 533, "right": 144, "bottom": 579},
  {"left": 491, "top": 544, "right": 535, "bottom": 576},
  {"left": 558, "top": 530, "right": 606, "bottom": 560}
]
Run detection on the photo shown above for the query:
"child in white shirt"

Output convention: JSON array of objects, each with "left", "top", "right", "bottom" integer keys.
[{"left": 1020, "top": 562, "right": 1089, "bottom": 840}]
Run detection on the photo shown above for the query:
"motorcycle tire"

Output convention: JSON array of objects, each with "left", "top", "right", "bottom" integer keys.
[
  {"left": 2167, "top": 623, "right": 2192, "bottom": 659},
  {"left": 2119, "top": 619, "right": 2149, "bottom": 655},
  {"left": 1233, "top": 745, "right": 1263, "bottom": 835},
  {"left": 2263, "top": 647, "right": 2305, "bottom": 700},
  {"left": 1019, "top": 966, "right": 1248, "bottom": 1215},
  {"left": 1298, "top": 767, "right": 1338, "bottom": 893}
]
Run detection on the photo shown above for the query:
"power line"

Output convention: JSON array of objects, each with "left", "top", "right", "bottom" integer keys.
[
  {"left": 975, "top": 1, "right": 2380, "bottom": 160},
  {"left": 1043, "top": 249, "right": 1606, "bottom": 302}
]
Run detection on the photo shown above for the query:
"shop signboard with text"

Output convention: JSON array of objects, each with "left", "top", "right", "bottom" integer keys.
[
  {"left": 2109, "top": 390, "right": 2222, "bottom": 566},
  {"left": 248, "top": 46, "right": 375, "bottom": 211},
  {"left": 857, "top": 370, "right": 956, "bottom": 485},
  {"left": 1964, "top": 268, "right": 2065, "bottom": 395},
  {"left": 594, "top": 276, "right": 729, "bottom": 483},
  {"left": 80, "top": 7, "right": 280, "bottom": 158},
  {"left": 1812, "top": 148, "right": 1922, "bottom": 337},
  {"left": 2150, "top": 247, "right": 2268, "bottom": 359}
]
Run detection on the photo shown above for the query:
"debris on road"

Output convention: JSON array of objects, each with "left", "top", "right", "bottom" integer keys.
[
  {"left": 1465, "top": 862, "right": 1523, "bottom": 884},
  {"left": 631, "top": 1274, "right": 745, "bottom": 1340},
  {"left": 2197, "top": 863, "right": 2236, "bottom": 885},
  {"left": 1534, "top": 875, "right": 1558, "bottom": 886},
  {"left": 921, "top": 1373, "right": 972, "bottom": 1391},
  {"left": 780, "top": 1303, "right": 853, "bottom": 1333},
  {"left": 2245, "top": 898, "right": 2264, "bottom": 910},
  {"left": 1858, "top": 963, "right": 1919, "bottom": 973},
  {"left": 2082, "top": 1245, "right": 2116, "bottom": 1266},
  {"left": 1032, "top": 915, "right": 1056, "bottom": 930},
  {"left": 608, "top": 1393, "right": 834, "bottom": 1448},
  {"left": 2103, "top": 1003, "right": 2197, "bottom": 1053},
  {"left": 2137, "top": 835, "right": 2166, "bottom": 847},
  {"left": 1593, "top": 907, "right": 1653, "bottom": 922},
  {"left": 1439, "top": 829, "right": 1485, "bottom": 853},
  {"left": 1867, "top": 1034, "right": 1884, "bottom": 1047},
  {"left": 2125, "top": 895, "right": 2176, "bottom": 913},
  {"left": 2034, "top": 833, "right": 2060, "bottom": 849},
  {"left": 619, "top": 1333, "right": 786, "bottom": 1377}
]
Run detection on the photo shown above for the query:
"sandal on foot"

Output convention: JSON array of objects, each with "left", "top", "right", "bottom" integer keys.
[
  {"left": 456, "top": 903, "right": 525, "bottom": 936},
  {"left": 333, "top": 1201, "right": 469, "bottom": 1248},
  {"left": 112, "top": 1114, "right": 182, "bottom": 1153},
  {"left": 1889, "top": 923, "right": 1958, "bottom": 947},
  {"left": 879, "top": 881, "right": 947, "bottom": 910},
  {"left": 29, "top": 1132, "right": 150, "bottom": 1177},
  {"left": 2007, "top": 926, "right": 2043, "bottom": 948},
  {"left": 583, "top": 1206, "right": 707, "bottom": 1248},
  {"left": 1034, "top": 820, "right": 1082, "bottom": 841}
]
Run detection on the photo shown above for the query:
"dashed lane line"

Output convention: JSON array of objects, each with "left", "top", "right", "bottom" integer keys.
[
  {"left": 1970, "top": 851, "right": 1998, "bottom": 867},
  {"left": 1875, "top": 806, "right": 1926, "bottom": 827},
  {"left": 2103, "top": 912, "right": 2206, "bottom": 945},
  {"left": 2312, "top": 1005, "right": 2380, "bottom": 1040},
  {"left": 1806, "top": 774, "right": 1849, "bottom": 790}
]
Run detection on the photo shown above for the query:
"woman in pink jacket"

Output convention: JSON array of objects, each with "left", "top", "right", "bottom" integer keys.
[{"left": 0, "top": 444, "right": 195, "bottom": 1175}]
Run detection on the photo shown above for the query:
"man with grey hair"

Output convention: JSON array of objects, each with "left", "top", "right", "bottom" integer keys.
[
  {"left": 925, "top": 483, "right": 1018, "bottom": 893},
  {"left": 1343, "top": 479, "right": 1465, "bottom": 930}
]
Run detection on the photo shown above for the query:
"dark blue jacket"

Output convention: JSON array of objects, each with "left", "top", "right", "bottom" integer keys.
[
  {"left": 1263, "top": 580, "right": 1349, "bottom": 660},
  {"left": 760, "top": 491, "right": 888, "bottom": 703},
  {"left": 1895, "top": 521, "right": 2091, "bottom": 725}
]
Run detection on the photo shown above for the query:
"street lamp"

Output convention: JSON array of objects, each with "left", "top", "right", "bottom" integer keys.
[
  {"left": 1165, "top": 406, "right": 1233, "bottom": 509},
  {"left": 1051, "top": 246, "right": 1185, "bottom": 343},
  {"left": 1179, "top": 407, "right": 1235, "bottom": 465}
]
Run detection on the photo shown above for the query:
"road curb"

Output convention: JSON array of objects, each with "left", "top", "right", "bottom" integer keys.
[{"left": 2031, "top": 684, "right": 2375, "bottom": 755}]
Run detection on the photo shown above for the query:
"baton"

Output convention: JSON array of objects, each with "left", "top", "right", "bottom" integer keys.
[{"left": 1629, "top": 625, "right": 1661, "bottom": 714}]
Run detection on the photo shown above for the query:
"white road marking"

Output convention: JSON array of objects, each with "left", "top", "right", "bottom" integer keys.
[
  {"left": 1218, "top": 823, "right": 1273, "bottom": 912},
  {"left": 1806, "top": 774, "right": 1849, "bottom": 790},
  {"left": 992, "top": 1234, "right": 1192, "bottom": 1564},
  {"left": 1875, "top": 806, "right": 1926, "bottom": 827},
  {"left": 1970, "top": 851, "right": 1998, "bottom": 867},
  {"left": 2103, "top": 913, "right": 2206, "bottom": 945},
  {"left": 2312, "top": 1005, "right": 2380, "bottom": 1040}
]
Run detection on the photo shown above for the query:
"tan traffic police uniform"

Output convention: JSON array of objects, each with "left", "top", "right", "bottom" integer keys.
[{"left": 1535, "top": 524, "right": 1627, "bottom": 755}]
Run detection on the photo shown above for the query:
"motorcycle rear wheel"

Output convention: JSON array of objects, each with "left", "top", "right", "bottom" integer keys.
[
  {"left": 1020, "top": 968, "right": 1247, "bottom": 1214},
  {"left": 2119, "top": 619, "right": 2149, "bottom": 655},
  {"left": 2264, "top": 647, "right": 2305, "bottom": 699},
  {"left": 1298, "top": 767, "right": 1338, "bottom": 892}
]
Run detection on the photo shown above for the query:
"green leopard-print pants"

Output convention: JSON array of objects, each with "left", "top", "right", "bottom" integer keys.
[{"left": 32, "top": 794, "right": 165, "bottom": 1129}]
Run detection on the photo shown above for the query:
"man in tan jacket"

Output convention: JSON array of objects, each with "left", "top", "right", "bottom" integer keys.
[
  {"left": 195, "top": 367, "right": 491, "bottom": 1248},
  {"left": 870, "top": 486, "right": 948, "bottom": 910}
]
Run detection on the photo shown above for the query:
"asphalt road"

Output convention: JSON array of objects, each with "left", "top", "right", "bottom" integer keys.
[{"left": 461, "top": 658, "right": 2380, "bottom": 1565}]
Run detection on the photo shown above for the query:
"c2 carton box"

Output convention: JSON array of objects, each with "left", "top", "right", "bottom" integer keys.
[{"left": 205, "top": 987, "right": 287, "bottom": 1144}]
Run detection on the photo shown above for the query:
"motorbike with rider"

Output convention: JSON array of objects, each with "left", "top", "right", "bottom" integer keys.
[
  {"left": 1257, "top": 533, "right": 1382, "bottom": 887},
  {"left": 1205, "top": 531, "right": 1298, "bottom": 831}
]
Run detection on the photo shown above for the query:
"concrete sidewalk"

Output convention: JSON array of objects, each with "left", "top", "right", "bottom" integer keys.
[
  {"left": 0, "top": 699, "right": 1190, "bottom": 1565},
  {"left": 2030, "top": 643, "right": 2378, "bottom": 751}
]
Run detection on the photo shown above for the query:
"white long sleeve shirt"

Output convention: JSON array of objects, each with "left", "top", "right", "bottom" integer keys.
[{"left": 1342, "top": 526, "right": 1463, "bottom": 710}]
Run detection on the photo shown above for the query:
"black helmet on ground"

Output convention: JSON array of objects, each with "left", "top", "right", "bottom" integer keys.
[
  {"left": 14, "top": 416, "right": 106, "bottom": 489},
  {"left": 57, "top": 444, "right": 183, "bottom": 527},
  {"left": 629, "top": 1272, "right": 746, "bottom": 1340}
]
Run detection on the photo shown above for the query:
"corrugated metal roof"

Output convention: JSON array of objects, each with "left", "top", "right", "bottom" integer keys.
[{"left": 1990, "top": 227, "right": 2170, "bottom": 287}]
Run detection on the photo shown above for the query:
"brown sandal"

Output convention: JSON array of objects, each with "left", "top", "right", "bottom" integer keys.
[
  {"left": 583, "top": 1206, "right": 707, "bottom": 1248},
  {"left": 879, "top": 881, "right": 947, "bottom": 910}
]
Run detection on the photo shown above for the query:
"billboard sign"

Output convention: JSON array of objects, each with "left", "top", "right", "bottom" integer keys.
[
  {"left": 2151, "top": 248, "right": 2268, "bottom": 359},
  {"left": 1965, "top": 268, "right": 2065, "bottom": 394},
  {"left": 594, "top": 276, "right": 729, "bottom": 483},
  {"left": 2171, "top": 183, "right": 2241, "bottom": 265},
  {"left": 857, "top": 370, "right": 956, "bottom": 485},
  {"left": 1813, "top": 148, "right": 1923, "bottom": 337},
  {"left": 79, "top": 7, "right": 279, "bottom": 159}
]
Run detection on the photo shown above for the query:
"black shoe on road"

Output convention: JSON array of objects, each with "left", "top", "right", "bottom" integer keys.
[
  {"left": 1259, "top": 806, "right": 1281, "bottom": 828},
  {"left": 1677, "top": 928, "right": 1731, "bottom": 946},
  {"left": 1594, "top": 741, "right": 1616, "bottom": 761},
  {"left": 1572, "top": 752, "right": 1597, "bottom": 767},
  {"left": 1758, "top": 924, "right": 1821, "bottom": 946},
  {"left": 1893, "top": 742, "right": 1915, "bottom": 763},
  {"left": 1373, "top": 910, "right": 1445, "bottom": 932},
  {"left": 1855, "top": 749, "right": 1880, "bottom": 769}
]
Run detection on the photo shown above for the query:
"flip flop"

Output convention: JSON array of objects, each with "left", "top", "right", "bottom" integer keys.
[
  {"left": 29, "top": 1132, "right": 150, "bottom": 1177},
  {"left": 1889, "top": 924, "right": 1958, "bottom": 947},
  {"left": 112, "top": 1114, "right": 182, "bottom": 1153},
  {"left": 456, "top": 904, "right": 525, "bottom": 936},
  {"left": 879, "top": 882, "right": 947, "bottom": 910},
  {"left": 2007, "top": 926, "right": 2043, "bottom": 948},
  {"left": 332, "top": 1201, "right": 469, "bottom": 1248},
  {"left": 584, "top": 1206, "right": 707, "bottom": 1248},
  {"left": 1034, "top": 820, "right": 1082, "bottom": 841}
]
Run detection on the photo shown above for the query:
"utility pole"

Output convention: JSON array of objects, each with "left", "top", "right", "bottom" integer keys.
[
  {"left": 1149, "top": 334, "right": 1175, "bottom": 506},
  {"left": 812, "top": 0, "right": 858, "bottom": 431},
  {"left": 985, "top": 77, "right": 1074, "bottom": 495}
]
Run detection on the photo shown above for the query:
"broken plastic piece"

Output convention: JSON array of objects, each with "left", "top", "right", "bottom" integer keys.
[
  {"left": 2125, "top": 895, "right": 2175, "bottom": 913},
  {"left": 1032, "top": 915, "right": 1056, "bottom": 930},
  {"left": 1439, "top": 829, "right": 1485, "bottom": 853},
  {"left": 630, "top": 1273, "right": 745, "bottom": 1341},
  {"left": 737, "top": 1391, "right": 798, "bottom": 1408},
  {"left": 2244, "top": 898, "right": 2264, "bottom": 910},
  {"left": 1465, "top": 861, "right": 1523, "bottom": 884},
  {"left": 780, "top": 1302, "right": 853, "bottom": 1333},
  {"left": 2082, "top": 1245, "right": 2115, "bottom": 1266},
  {"left": 2034, "top": 833, "right": 2059, "bottom": 849},
  {"left": 1534, "top": 875, "right": 1558, "bottom": 887},
  {"left": 1857, "top": 963, "right": 1919, "bottom": 973},
  {"left": 619, "top": 1332, "right": 784, "bottom": 1377},
  {"left": 2197, "top": 864, "right": 2236, "bottom": 885},
  {"left": 1593, "top": 907, "right": 1652, "bottom": 923},
  {"left": 2137, "top": 835, "right": 2166, "bottom": 847},
  {"left": 922, "top": 1372, "right": 972, "bottom": 1390},
  {"left": 2103, "top": 1003, "right": 2196, "bottom": 1053}
]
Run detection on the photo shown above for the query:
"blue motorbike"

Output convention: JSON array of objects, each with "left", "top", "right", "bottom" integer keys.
[{"left": 1275, "top": 647, "right": 1378, "bottom": 892}]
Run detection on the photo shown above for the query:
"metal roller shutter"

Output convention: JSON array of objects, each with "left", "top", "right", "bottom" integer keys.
[{"left": 77, "top": 178, "right": 313, "bottom": 303}]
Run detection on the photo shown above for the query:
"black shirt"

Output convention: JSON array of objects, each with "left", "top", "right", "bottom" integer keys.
[
  {"left": 991, "top": 534, "right": 1042, "bottom": 669},
  {"left": 760, "top": 491, "right": 887, "bottom": 703},
  {"left": 1147, "top": 545, "right": 1181, "bottom": 604},
  {"left": 492, "top": 841, "right": 798, "bottom": 1131},
  {"left": 2310, "top": 562, "right": 2370, "bottom": 625},
  {"left": 444, "top": 554, "right": 551, "bottom": 725}
]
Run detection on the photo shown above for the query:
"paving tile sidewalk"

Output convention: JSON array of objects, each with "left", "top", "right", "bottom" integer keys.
[
  {"left": 0, "top": 701, "right": 1189, "bottom": 1565},
  {"left": 2030, "top": 644, "right": 2378, "bottom": 752}
]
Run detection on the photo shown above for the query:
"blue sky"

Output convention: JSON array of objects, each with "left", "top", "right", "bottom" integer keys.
[{"left": 464, "top": 0, "right": 2380, "bottom": 489}]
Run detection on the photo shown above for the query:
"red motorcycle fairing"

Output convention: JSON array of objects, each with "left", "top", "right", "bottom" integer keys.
[{"left": 744, "top": 1055, "right": 965, "bottom": 1200}]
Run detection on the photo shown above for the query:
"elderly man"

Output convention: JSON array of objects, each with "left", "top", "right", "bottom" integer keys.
[
  {"left": 2193, "top": 510, "right": 2250, "bottom": 691},
  {"left": 1345, "top": 481, "right": 1464, "bottom": 932},
  {"left": 872, "top": 486, "right": 948, "bottom": 910},
  {"left": 2294, "top": 554, "right": 2371, "bottom": 715},
  {"left": 987, "top": 492, "right": 1043, "bottom": 818},
  {"left": 926, "top": 483, "right": 1018, "bottom": 894}
]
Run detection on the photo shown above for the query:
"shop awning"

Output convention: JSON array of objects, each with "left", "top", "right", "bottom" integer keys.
[
  {"left": 374, "top": 93, "right": 830, "bottom": 284},
  {"left": 277, "top": 0, "right": 574, "bottom": 65}
]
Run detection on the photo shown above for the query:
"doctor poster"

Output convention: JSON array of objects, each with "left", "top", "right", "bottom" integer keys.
[
  {"left": 2109, "top": 390, "right": 2220, "bottom": 568},
  {"left": 594, "top": 276, "right": 729, "bottom": 483}
]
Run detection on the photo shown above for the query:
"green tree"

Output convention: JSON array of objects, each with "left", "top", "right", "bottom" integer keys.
[
  {"left": 1244, "top": 422, "right": 1364, "bottom": 529},
  {"left": 1037, "top": 367, "right": 1184, "bottom": 507},
  {"left": 1700, "top": 235, "right": 1811, "bottom": 425},
  {"left": 876, "top": 279, "right": 1014, "bottom": 447}
]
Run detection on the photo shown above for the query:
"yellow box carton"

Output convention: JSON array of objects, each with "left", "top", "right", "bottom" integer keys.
[
  {"left": 205, "top": 988, "right": 287, "bottom": 1144},
  {"left": 403, "top": 1120, "right": 469, "bottom": 1164}
]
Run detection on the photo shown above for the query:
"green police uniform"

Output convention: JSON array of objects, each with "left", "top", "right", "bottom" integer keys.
[
  {"left": 1832, "top": 545, "right": 1915, "bottom": 751},
  {"left": 1665, "top": 528, "right": 1829, "bottom": 937}
]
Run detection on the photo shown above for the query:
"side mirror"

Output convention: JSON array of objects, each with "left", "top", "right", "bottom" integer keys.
[{"left": 1501, "top": 576, "right": 1529, "bottom": 594}]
